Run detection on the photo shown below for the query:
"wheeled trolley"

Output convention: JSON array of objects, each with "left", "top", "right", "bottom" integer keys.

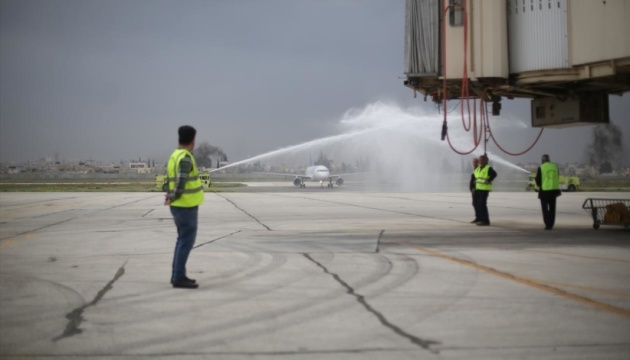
[{"left": 582, "top": 198, "right": 630, "bottom": 230}]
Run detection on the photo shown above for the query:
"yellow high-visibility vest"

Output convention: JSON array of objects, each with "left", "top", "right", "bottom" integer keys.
[
  {"left": 475, "top": 165, "right": 493, "bottom": 191},
  {"left": 541, "top": 162, "right": 559, "bottom": 191},
  {"left": 167, "top": 148, "right": 204, "bottom": 207}
]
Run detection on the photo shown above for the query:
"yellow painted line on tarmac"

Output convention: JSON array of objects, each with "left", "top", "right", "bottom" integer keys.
[
  {"left": 0, "top": 233, "right": 34, "bottom": 249},
  {"left": 522, "top": 249, "right": 630, "bottom": 264},
  {"left": 528, "top": 278, "right": 630, "bottom": 299},
  {"left": 0, "top": 232, "right": 18, "bottom": 249},
  {"left": 402, "top": 243, "right": 630, "bottom": 320},
  {"left": 0, "top": 240, "right": 15, "bottom": 249}
]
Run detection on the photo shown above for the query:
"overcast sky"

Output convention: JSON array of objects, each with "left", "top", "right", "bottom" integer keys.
[{"left": 1, "top": 0, "right": 628, "bottom": 166}]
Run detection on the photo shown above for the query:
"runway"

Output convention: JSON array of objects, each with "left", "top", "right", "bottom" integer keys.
[{"left": 1, "top": 190, "right": 629, "bottom": 359}]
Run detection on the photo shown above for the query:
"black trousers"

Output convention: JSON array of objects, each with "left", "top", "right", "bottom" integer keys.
[
  {"left": 539, "top": 191, "right": 557, "bottom": 229},
  {"left": 472, "top": 191, "right": 479, "bottom": 220},
  {"left": 474, "top": 190, "right": 490, "bottom": 223}
]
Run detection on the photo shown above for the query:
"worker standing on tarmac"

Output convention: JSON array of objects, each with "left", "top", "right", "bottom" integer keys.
[
  {"left": 470, "top": 157, "right": 480, "bottom": 223},
  {"left": 165, "top": 125, "right": 204, "bottom": 289},
  {"left": 474, "top": 154, "right": 497, "bottom": 226},
  {"left": 535, "top": 154, "right": 561, "bottom": 230}
]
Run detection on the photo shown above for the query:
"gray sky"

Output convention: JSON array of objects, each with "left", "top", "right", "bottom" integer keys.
[{"left": 1, "top": 0, "right": 629, "bottom": 166}]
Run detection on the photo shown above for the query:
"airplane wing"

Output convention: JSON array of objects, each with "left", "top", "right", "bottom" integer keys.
[
  {"left": 325, "top": 172, "right": 369, "bottom": 187},
  {"left": 328, "top": 172, "right": 368, "bottom": 179},
  {"left": 262, "top": 172, "right": 313, "bottom": 188},
  {"left": 263, "top": 172, "right": 312, "bottom": 180}
]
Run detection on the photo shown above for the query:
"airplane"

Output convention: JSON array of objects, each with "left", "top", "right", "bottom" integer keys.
[
  {"left": 295, "top": 165, "right": 344, "bottom": 188},
  {"left": 267, "top": 165, "right": 346, "bottom": 188}
]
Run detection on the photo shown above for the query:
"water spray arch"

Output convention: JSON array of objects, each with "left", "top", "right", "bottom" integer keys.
[{"left": 214, "top": 102, "right": 529, "bottom": 191}]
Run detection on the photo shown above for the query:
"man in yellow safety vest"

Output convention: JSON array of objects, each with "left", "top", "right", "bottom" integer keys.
[
  {"left": 165, "top": 125, "right": 204, "bottom": 289},
  {"left": 473, "top": 154, "right": 497, "bottom": 226},
  {"left": 535, "top": 154, "right": 561, "bottom": 230},
  {"left": 469, "top": 157, "right": 480, "bottom": 223}
]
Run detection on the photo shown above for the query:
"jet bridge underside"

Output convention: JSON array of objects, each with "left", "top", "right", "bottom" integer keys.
[
  {"left": 403, "top": 0, "right": 630, "bottom": 128},
  {"left": 404, "top": 58, "right": 630, "bottom": 102},
  {"left": 405, "top": 57, "right": 630, "bottom": 129}
]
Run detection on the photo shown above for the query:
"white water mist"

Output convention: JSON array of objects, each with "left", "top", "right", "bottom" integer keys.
[{"left": 215, "top": 102, "right": 529, "bottom": 191}]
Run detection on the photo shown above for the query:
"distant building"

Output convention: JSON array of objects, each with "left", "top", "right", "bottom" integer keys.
[
  {"left": 7, "top": 166, "right": 21, "bottom": 174},
  {"left": 128, "top": 162, "right": 150, "bottom": 174}
]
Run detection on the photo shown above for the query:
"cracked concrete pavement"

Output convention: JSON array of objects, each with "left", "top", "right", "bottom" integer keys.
[{"left": 1, "top": 190, "right": 629, "bottom": 359}]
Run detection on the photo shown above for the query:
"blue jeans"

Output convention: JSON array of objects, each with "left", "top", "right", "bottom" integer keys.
[
  {"left": 170, "top": 206, "right": 198, "bottom": 282},
  {"left": 472, "top": 191, "right": 479, "bottom": 220}
]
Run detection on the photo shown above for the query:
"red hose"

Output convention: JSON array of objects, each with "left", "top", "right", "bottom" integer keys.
[
  {"left": 489, "top": 124, "right": 545, "bottom": 156},
  {"left": 440, "top": 0, "right": 543, "bottom": 157}
]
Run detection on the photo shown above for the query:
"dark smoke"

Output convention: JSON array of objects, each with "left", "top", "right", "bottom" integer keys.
[
  {"left": 585, "top": 124, "right": 625, "bottom": 172},
  {"left": 194, "top": 141, "right": 228, "bottom": 168}
]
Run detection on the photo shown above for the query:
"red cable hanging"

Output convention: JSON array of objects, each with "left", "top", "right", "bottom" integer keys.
[
  {"left": 487, "top": 119, "right": 545, "bottom": 156},
  {"left": 442, "top": 1, "right": 481, "bottom": 155},
  {"left": 440, "top": 0, "right": 543, "bottom": 158}
]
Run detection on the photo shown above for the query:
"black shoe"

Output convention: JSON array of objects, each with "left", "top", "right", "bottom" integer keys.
[
  {"left": 476, "top": 222, "right": 490, "bottom": 226},
  {"left": 544, "top": 227, "right": 552, "bottom": 230},
  {"left": 470, "top": 219, "right": 479, "bottom": 223},
  {"left": 172, "top": 278, "right": 199, "bottom": 289},
  {"left": 170, "top": 276, "right": 196, "bottom": 285}
]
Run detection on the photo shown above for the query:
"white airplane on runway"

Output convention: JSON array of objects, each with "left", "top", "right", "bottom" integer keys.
[
  {"left": 296, "top": 165, "right": 344, "bottom": 188},
  {"left": 268, "top": 165, "right": 346, "bottom": 188}
]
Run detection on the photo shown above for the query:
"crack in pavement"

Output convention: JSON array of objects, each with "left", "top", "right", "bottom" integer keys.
[
  {"left": 303, "top": 253, "right": 440, "bottom": 353},
  {"left": 53, "top": 260, "right": 128, "bottom": 342},
  {"left": 268, "top": 193, "right": 452, "bottom": 223},
  {"left": 194, "top": 230, "right": 241, "bottom": 248},
  {"left": 2, "top": 196, "right": 156, "bottom": 243},
  {"left": 376, "top": 229, "right": 385, "bottom": 253},
  {"left": 1, "top": 218, "right": 76, "bottom": 242},
  {"left": 215, "top": 194, "right": 271, "bottom": 231}
]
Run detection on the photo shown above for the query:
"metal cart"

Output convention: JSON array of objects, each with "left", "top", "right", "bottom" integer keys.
[{"left": 582, "top": 198, "right": 630, "bottom": 230}]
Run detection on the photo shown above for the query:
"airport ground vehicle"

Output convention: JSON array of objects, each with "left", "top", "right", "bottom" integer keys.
[
  {"left": 155, "top": 173, "right": 211, "bottom": 192},
  {"left": 526, "top": 173, "right": 580, "bottom": 192}
]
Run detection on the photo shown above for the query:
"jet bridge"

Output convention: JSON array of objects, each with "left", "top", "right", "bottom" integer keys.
[{"left": 404, "top": 0, "right": 630, "bottom": 128}]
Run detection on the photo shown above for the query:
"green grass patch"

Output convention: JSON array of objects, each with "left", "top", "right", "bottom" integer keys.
[
  {"left": 580, "top": 178, "right": 630, "bottom": 192},
  {"left": 0, "top": 180, "right": 247, "bottom": 192}
]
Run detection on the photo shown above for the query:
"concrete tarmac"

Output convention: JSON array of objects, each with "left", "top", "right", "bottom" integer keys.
[{"left": 1, "top": 189, "right": 629, "bottom": 359}]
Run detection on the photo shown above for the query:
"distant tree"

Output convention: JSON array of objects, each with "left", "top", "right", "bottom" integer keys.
[
  {"left": 599, "top": 162, "right": 613, "bottom": 174},
  {"left": 586, "top": 124, "right": 625, "bottom": 169}
]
